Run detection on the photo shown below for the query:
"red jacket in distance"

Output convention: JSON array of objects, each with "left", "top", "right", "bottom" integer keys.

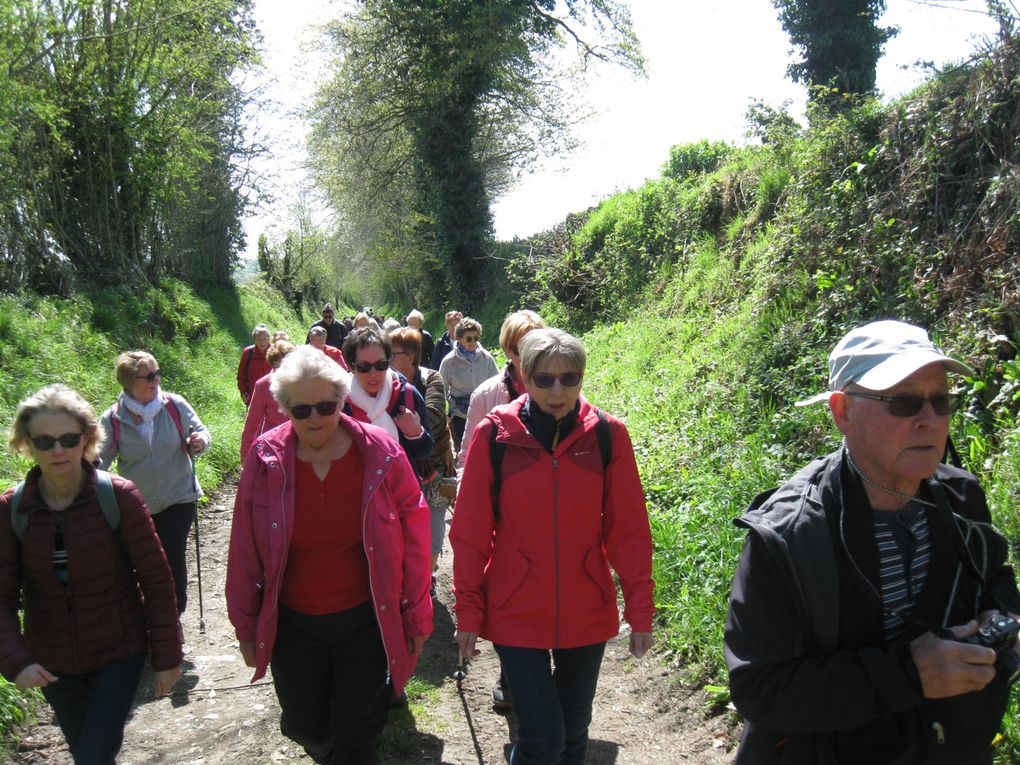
[
  {"left": 0, "top": 463, "right": 182, "bottom": 680},
  {"left": 451, "top": 395, "right": 654, "bottom": 649},
  {"left": 237, "top": 344, "right": 272, "bottom": 403}
]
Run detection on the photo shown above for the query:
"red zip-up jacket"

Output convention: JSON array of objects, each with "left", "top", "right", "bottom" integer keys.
[
  {"left": 451, "top": 395, "right": 654, "bottom": 648},
  {"left": 226, "top": 414, "right": 433, "bottom": 692},
  {"left": 237, "top": 344, "right": 272, "bottom": 403},
  {"left": 0, "top": 463, "right": 182, "bottom": 679}
]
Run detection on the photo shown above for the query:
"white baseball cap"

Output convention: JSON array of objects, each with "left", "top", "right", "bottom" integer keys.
[{"left": 795, "top": 320, "right": 973, "bottom": 407}]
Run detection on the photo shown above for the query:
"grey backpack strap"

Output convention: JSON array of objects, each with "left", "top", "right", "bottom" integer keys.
[
  {"left": 94, "top": 470, "right": 121, "bottom": 530},
  {"left": 10, "top": 482, "right": 27, "bottom": 541}
]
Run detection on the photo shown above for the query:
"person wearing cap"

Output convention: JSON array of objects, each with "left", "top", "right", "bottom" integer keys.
[{"left": 724, "top": 319, "right": 1020, "bottom": 764}]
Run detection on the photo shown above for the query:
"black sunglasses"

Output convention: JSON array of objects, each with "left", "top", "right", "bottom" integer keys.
[
  {"left": 531, "top": 371, "right": 583, "bottom": 389},
  {"left": 845, "top": 391, "right": 960, "bottom": 417},
  {"left": 289, "top": 400, "right": 339, "bottom": 420},
  {"left": 354, "top": 360, "right": 390, "bottom": 373},
  {"left": 461, "top": 335, "right": 479, "bottom": 343},
  {"left": 30, "top": 432, "right": 83, "bottom": 451},
  {"left": 136, "top": 370, "right": 162, "bottom": 382}
]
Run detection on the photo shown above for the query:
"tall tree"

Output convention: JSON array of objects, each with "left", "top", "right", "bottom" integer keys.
[
  {"left": 309, "top": 0, "right": 643, "bottom": 310},
  {"left": 772, "top": 0, "right": 897, "bottom": 99}
]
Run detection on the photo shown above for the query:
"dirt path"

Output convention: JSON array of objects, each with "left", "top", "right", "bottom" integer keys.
[{"left": 10, "top": 482, "right": 738, "bottom": 764}]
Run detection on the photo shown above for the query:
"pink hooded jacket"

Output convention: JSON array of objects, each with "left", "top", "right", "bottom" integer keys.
[{"left": 226, "top": 414, "right": 433, "bottom": 693}]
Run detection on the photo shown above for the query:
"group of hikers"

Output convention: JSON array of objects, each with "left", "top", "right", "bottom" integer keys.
[{"left": 0, "top": 303, "right": 1018, "bottom": 765}]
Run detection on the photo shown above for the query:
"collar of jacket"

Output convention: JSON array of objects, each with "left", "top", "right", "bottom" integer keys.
[
  {"left": 252, "top": 412, "right": 404, "bottom": 475},
  {"left": 490, "top": 394, "right": 600, "bottom": 454},
  {"left": 16, "top": 459, "right": 101, "bottom": 515}
]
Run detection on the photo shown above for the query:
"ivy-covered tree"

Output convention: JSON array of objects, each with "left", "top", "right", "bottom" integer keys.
[
  {"left": 772, "top": 0, "right": 897, "bottom": 99},
  {"left": 309, "top": 0, "right": 643, "bottom": 310}
]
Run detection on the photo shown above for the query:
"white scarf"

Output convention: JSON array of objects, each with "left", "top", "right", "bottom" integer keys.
[
  {"left": 120, "top": 388, "right": 165, "bottom": 445},
  {"left": 348, "top": 369, "right": 399, "bottom": 439}
]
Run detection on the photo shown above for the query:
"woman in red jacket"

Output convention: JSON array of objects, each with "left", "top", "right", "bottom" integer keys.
[
  {"left": 226, "top": 346, "right": 432, "bottom": 764},
  {"left": 1, "top": 384, "right": 182, "bottom": 764},
  {"left": 239, "top": 339, "right": 295, "bottom": 460},
  {"left": 236, "top": 324, "right": 273, "bottom": 406},
  {"left": 451, "top": 328, "right": 654, "bottom": 765}
]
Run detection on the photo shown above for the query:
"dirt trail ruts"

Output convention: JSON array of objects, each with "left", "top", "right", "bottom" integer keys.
[{"left": 10, "top": 481, "right": 738, "bottom": 764}]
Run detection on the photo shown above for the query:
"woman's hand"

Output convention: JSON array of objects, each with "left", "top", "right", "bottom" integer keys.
[
  {"left": 394, "top": 406, "right": 424, "bottom": 439},
  {"left": 455, "top": 631, "right": 480, "bottom": 661},
  {"left": 14, "top": 663, "right": 57, "bottom": 690},
  {"left": 629, "top": 631, "right": 653, "bottom": 659},
  {"left": 186, "top": 431, "right": 205, "bottom": 456},
  {"left": 154, "top": 666, "right": 182, "bottom": 697},
  {"left": 407, "top": 634, "right": 429, "bottom": 656},
  {"left": 239, "top": 640, "right": 256, "bottom": 668}
]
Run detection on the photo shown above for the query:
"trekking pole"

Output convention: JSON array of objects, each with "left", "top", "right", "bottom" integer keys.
[{"left": 188, "top": 427, "right": 206, "bottom": 634}]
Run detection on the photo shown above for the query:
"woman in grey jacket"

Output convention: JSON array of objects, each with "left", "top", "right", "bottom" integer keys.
[
  {"left": 438, "top": 317, "right": 497, "bottom": 451},
  {"left": 98, "top": 351, "right": 210, "bottom": 614}
]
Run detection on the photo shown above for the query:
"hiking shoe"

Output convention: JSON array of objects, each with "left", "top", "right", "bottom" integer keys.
[{"left": 492, "top": 674, "right": 513, "bottom": 710}]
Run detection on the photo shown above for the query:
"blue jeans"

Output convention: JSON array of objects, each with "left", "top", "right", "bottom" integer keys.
[
  {"left": 495, "top": 642, "right": 606, "bottom": 765},
  {"left": 42, "top": 652, "right": 145, "bottom": 765}
]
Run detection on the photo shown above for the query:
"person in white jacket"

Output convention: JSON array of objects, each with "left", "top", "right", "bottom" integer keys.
[
  {"left": 438, "top": 317, "right": 497, "bottom": 451},
  {"left": 456, "top": 310, "right": 546, "bottom": 472}
]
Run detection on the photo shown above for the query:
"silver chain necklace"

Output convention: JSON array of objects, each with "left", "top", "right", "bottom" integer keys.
[{"left": 844, "top": 447, "right": 937, "bottom": 509}]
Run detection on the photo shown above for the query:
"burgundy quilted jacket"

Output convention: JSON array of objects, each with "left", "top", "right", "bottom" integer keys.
[{"left": 0, "top": 462, "right": 182, "bottom": 679}]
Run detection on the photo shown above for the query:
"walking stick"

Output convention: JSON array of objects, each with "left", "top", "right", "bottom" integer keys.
[
  {"left": 188, "top": 427, "right": 206, "bottom": 634},
  {"left": 453, "top": 647, "right": 484, "bottom": 764}
]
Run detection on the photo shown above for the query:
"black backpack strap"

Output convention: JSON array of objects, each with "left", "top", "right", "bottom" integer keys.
[
  {"left": 595, "top": 409, "right": 612, "bottom": 469},
  {"left": 490, "top": 425, "right": 506, "bottom": 523},
  {"left": 944, "top": 435, "right": 965, "bottom": 470}
]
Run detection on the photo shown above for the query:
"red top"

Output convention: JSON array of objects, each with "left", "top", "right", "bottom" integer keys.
[
  {"left": 279, "top": 446, "right": 370, "bottom": 614},
  {"left": 322, "top": 344, "right": 350, "bottom": 372},
  {"left": 236, "top": 345, "right": 272, "bottom": 402}
]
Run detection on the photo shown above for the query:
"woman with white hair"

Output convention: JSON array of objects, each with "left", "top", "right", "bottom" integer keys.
[
  {"left": 226, "top": 346, "right": 432, "bottom": 764},
  {"left": 404, "top": 309, "right": 435, "bottom": 365},
  {"left": 237, "top": 324, "right": 272, "bottom": 406}
]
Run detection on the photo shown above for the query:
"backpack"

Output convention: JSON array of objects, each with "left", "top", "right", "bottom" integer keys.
[
  {"left": 489, "top": 408, "right": 612, "bottom": 521},
  {"left": 109, "top": 394, "right": 187, "bottom": 454},
  {"left": 10, "top": 470, "right": 120, "bottom": 540}
]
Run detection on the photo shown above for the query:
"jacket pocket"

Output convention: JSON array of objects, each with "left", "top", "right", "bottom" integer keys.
[
  {"left": 583, "top": 544, "right": 616, "bottom": 605},
  {"left": 922, "top": 682, "right": 1008, "bottom": 764},
  {"left": 488, "top": 546, "right": 530, "bottom": 610}
]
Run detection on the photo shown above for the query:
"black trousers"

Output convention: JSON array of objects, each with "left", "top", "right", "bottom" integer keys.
[
  {"left": 271, "top": 602, "right": 392, "bottom": 765},
  {"left": 151, "top": 501, "right": 194, "bottom": 613}
]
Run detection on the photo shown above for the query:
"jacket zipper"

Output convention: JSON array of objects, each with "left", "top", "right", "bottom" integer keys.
[{"left": 552, "top": 455, "right": 560, "bottom": 649}]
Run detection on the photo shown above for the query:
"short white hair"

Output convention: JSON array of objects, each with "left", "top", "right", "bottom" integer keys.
[
  {"left": 271, "top": 346, "right": 351, "bottom": 411},
  {"left": 406, "top": 309, "right": 425, "bottom": 325}
]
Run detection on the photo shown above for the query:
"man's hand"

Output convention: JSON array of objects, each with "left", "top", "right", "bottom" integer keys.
[{"left": 911, "top": 621, "right": 996, "bottom": 699}]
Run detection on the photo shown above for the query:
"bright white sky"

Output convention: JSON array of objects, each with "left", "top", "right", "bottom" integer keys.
[{"left": 243, "top": 0, "right": 998, "bottom": 257}]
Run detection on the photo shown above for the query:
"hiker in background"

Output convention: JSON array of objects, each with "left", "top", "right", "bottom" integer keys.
[
  {"left": 98, "top": 351, "right": 210, "bottom": 614},
  {"left": 310, "top": 302, "right": 346, "bottom": 349},
  {"left": 240, "top": 340, "right": 296, "bottom": 461},
  {"left": 439, "top": 317, "right": 498, "bottom": 451},
  {"left": 341, "top": 328, "right": 434, "bottom": 465},
  {"left": 307, "top": 326, "right": 350, "bottom": 371},
  {"left": 272, "top": 330, "right": 289, "bottom": 342},
  {"left": 381, "top": 317, "right": 401, "bottom": 335},
  {"left": 430, "top": 310, "right": 462, "bottom": 371},
  {"left": 353, "top": 312, "right": 370, "bottom": 330},
  {"left": 389, "top": 327, "right": 456, "bottom": 597},
  {"left": 227, "top": 346, "right": 432, "bottom": 764},
  {"left": 724, "top": 320, "right": 1020, "bottom": 764},
  {"left": 1, "top": 384, "right": 182, "bottom": 764},
  {"left": 236, "top": 324, "right": 272, "bottom": 407},
  {"left": 405, "top": 309, "right": 435, "bottom": 366},
  {"left": 452, "top": 328, "right": 654, "bottom": 765},
  {"left": 457, "top": 309, "right": 546, "bottom": 473}
]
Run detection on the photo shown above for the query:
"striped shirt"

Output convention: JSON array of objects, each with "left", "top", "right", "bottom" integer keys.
[{"left": 873, "top": 502, "right": 931, "bottom": 640}]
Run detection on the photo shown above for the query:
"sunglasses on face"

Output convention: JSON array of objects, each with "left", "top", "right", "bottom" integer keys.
[
  {"left": 530, "top": 371, "right": 583, "bottom": 389},
  {"left": 136, "top": 370, "right": 162, "bottom": 382},
  {"left": 354, "top": 360, "right": 390, "bottom": 373},
  {"left": 289, "top": 400, "right": 339, "bottom": 420},
  {"left": 461, "top": 335, "right": 479, "bottom": 343},
  {"left": 845, "top": 391, "right": 960, "bottom": 417},
  {"left": 30, "top": 432, "right": 83, "bottom": 450}
]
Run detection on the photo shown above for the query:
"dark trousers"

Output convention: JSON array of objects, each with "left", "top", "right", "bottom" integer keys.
[
  {"left": 495, "top": 642, "right": 606, "bottom": 765},
  {"left": 271, "top": 602, "right": 392, "bottom": 765},
  {"left": 42, "top": 652, "right": 145, "bottom": 765},
  {"left": 152, "top": 501, "right": 194, "bottom": 613},
  {"left": 450, "top": 415, "right": 466, "bottom": 451}
]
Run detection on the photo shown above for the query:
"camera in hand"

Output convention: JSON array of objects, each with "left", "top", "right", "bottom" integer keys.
[{"left": 962, "top": 613, "right": 1020, "bottom": 685}]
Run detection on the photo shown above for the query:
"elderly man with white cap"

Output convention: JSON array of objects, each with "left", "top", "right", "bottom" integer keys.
[{"left": 724, "top": 320, "right": 1020, "bottom": 765}]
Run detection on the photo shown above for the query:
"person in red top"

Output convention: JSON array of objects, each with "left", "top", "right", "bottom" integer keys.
[
  {"left": 452, "top": 328, "right": 654, "bottom": 765},
  {"left": 226, "top": 346, "right": 432, "bottom": 764},
  {"left": 308, "top": 325, "right": 350, "bottom": 371},
  {"left": 0, "top": 384, "right": 182, "bottom": 764},
  {"left": 237, "top": 324, "right": 273, "bottom": 406},
  {"left": 239, "top": 339, "right": 295, "bottom": 461}
]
